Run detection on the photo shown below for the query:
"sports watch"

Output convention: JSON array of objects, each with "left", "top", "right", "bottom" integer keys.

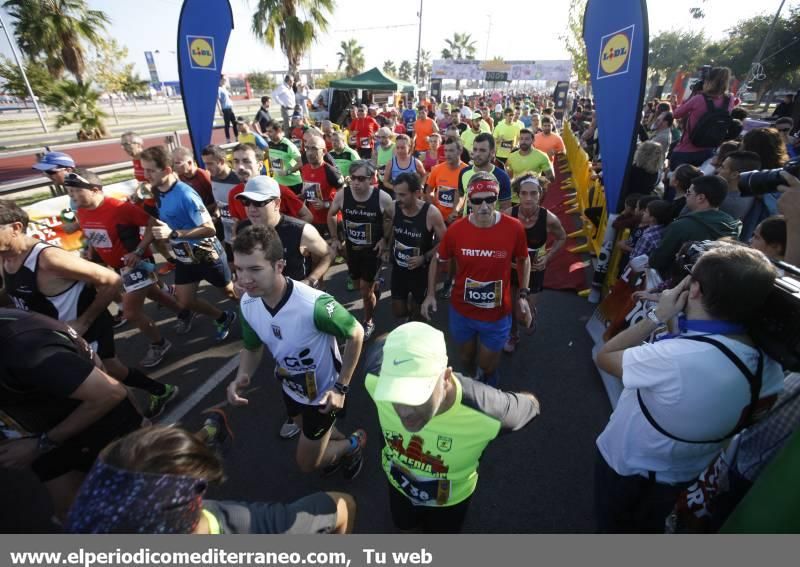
[{"left": 333, "top": 382, "right": 350, "bottom": 395}]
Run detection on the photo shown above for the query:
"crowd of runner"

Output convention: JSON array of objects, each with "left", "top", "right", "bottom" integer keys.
[{"left": 1, "top": 74, "right": 800, "bottom": 534}]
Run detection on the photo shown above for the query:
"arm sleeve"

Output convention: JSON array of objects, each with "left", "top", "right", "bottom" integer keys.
[
  {"left": 239, "top": 308, "right": 263, "bottom": 351},
  {"left": 253, "top": 132, "right": 269, "bottom": 150},
  {"left": 460, "top": 377, "right": 540, "bottom": 433},
  {"left": 312, "top": 294, "right": 358, "bottom": 340}
]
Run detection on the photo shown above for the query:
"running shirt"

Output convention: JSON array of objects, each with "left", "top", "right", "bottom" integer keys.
[
  {"left": 179, "top": 168, "right": 215, "bottom": 211},
  {"left": 365, "top": 371, "right": 538, "bottom": 507},
  {"left": 300, "top": 163, "right": 345, "bottom": 225},
  {"left": 413, "top": 118, "right": 436, "bottom": 152},
  {"left": 237, "top": 132, "right": 268, "bottom": 150},
  {"left": 267, "top": 138, "right": 302, "bottom": 186},
  {"left": 389, "top": 156, "right": 417, "bottom": 184},
  {"left": 511, "top": 206, "right": 549, "bottom": 258},
  {"left": 156, "top": 180, "right": 220, "bottom": 264},
  {"left": 75, "top": 197, "right": 152, "bottom": 269},
  {"left": 401, "top": 109, "right": 417, "bottom": 135},
  {"left": 350, "top": 117, "right": 380, "bottom": 151},
  {"left": 493, "top": 120, "right": 522, "bottom": 159},
  {"left": 505, "top": 148, "right": 553, "bottom": 179},
  {"left": 392, "top": 202, "right": 433, "bottom": 269},
  {"left": 342, "top": 187, "right": 383, "bottom": 249},
  {"left": 240, "top": 280, "right": 357, "bottom": 405},
  {"left": 211, "top": 170, "right": 242, "bottom": 243},
  {"left": 290, "top": 126, "right": 305, "bottom": 150},
  {"left": 459, "top": 123, "right": 491, "bottom": 154},
  {"left": 375, "top": 144, "right": 395, "bottom": 179},
  {"left": 132, "top": 158, "right": 146, "bottom": 182},
  {"left": 330, "top": 146, "right": 360, "bottom": 177},
  {"left": 235, "top": 216, "right": 311, "bottom": 281},
  {"left": 438, "top": 214, "right": 528, "bottom": 321},
  {"left": 533, "top": 132, "right": 565, "bottom": 160},
  {"left": 428, "top": 161, "right": 466, "bottom": 219},
  {"left": 457, "top": 165, "right": 512, "bottom": 216}
]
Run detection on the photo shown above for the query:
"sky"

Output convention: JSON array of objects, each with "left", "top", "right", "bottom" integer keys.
[{"left": 0, "top": 0, "right": 797, "bottom": 83}]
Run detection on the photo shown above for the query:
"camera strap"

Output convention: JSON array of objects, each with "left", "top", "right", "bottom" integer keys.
[{"left": 637, "top": 335, "right": 763, "bottom": 444}]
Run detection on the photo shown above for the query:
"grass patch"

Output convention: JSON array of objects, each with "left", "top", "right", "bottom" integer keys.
[{"left": 13, "top": 191, "right": 52, "bottom": 207}]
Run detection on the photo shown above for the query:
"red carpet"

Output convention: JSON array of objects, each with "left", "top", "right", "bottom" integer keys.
[{"left": 541, "top": 157, "right": 590, "bottom": 291}]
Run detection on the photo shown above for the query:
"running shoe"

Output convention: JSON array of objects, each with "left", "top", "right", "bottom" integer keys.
[
  {"left": 346, "top": 277, "right": 356, "bottom": 291},
  {"left": 279, "top": 418, "right": 301, "bottom": 440},
  {"left": 341, "top": 429, "right": 367, "bottom": 480},
  {"left": 503, "top": 335, "right": 519, "bottom": 354},
  {"left": 112, "top": 311, "right": 127, "bottom": 329},
  {"left": 334, "top": 255, "right": 345, "bottom": 265},
  {"left": 145, "top": 384, "right": 179, "bottom": 419},
  {"left": 156, "top": 260, "right": 177, "bottom": 276},
  {"left": 141, "top": 339, "right": 172, "bottom": 368},
  {"left": 363, "top": 320, "right": 376, "bottom": 341},
  {"left": 175, "top": 310, "right": 195, "bottom": 335},
  {"left": 202, "top": 408, "right": 233, "bottom": 450},
  {"left": 214, "top": 310, "right": 237, "bottom": 341}
]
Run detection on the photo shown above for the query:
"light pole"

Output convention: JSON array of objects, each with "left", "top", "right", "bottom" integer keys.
[
  {"left": 0, "top": 13, "right": 48, "bottom": 133},
  {"left": 414, "top": 0, "right": 423, "bottom": 86},
  {"left": 154, "top": 49, "right": 175, "bottom": 115}
]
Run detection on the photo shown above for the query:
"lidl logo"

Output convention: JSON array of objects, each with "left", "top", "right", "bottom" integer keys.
[
  {"left": 187, "top": 35, "right": 216, "bottom": 70},
  {"left": 596, "top": 25, "right": 634, "bottom": 80}
]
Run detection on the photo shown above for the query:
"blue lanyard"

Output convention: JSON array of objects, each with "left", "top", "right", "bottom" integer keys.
[{"left": 657, "top": 317, "right": 746, "bottom": 341}]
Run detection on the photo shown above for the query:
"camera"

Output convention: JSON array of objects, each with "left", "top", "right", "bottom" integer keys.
[
  {"left": 674, "top": 240, "right": 800, "bottom": 371},
  {"left": 738, "top": 158, "right": 800, "bottom": 196}
]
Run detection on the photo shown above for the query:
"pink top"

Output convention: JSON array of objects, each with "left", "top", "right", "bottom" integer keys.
[{"left": 673, "top": 93, "right": 736, "bottom": 153}]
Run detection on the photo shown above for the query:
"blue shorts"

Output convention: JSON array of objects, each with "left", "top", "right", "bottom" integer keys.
[{"left": 448, "top": 305, "right": 511, "bottom": 352}]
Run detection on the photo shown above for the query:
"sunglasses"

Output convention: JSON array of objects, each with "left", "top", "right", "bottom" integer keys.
[
  {"left": 350, "top": 174, "right": 371, "bottom": 182},
  {"left": 239, "top": 197, "right": 276, "bottom": 208},
  {"left": 469, "top": 195, "right": 498, "bottom": 206}
]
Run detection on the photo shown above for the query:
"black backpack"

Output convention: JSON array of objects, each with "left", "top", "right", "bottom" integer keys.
[{"left": 689, "top": 95, "right": 733, "bottom": 148}]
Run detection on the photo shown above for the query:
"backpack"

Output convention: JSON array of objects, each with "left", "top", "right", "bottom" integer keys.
[{"left": 689, "top": 95, "right": 733, "bottom": 148}]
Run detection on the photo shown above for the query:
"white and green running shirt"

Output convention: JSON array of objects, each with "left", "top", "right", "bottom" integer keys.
[{"left": 240, "top": 279, "right": 358, "bottom": 405}]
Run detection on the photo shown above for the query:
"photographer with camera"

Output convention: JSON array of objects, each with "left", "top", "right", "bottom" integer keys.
[{"left": 594, "top": 244, "right": 785, "bottom": 533}]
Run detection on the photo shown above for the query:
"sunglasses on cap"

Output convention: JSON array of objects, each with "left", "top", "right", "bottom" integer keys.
[
  {"left": 63, "top": 172, "right": 98, "bottom": 189},
  {"left": 469, "top": 195, "right": 497, "bottom": 206},
  {"left": 239, "top": 197, "right": 276, "bottom": 208}
]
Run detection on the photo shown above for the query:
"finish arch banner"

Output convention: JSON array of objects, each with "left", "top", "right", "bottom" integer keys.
[
  {"left": 177, "top": 0, "right": 234, "bottom": 167},
  {"left": 583, "top": 0, "right": 648, "bottom": 213}
]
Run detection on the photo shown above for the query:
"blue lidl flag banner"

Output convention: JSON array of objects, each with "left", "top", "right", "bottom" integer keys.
[
  {"left": 583, "top": 0, "right": 648, "bottom": 213},
  {"left": 177, "top": 0, "right": 234, "bottom": 167}
]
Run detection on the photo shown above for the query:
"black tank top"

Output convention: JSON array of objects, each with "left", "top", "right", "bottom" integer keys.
[
  {"left": 275, "top": 216, "right": 311, "bottom": 280},
  {"left": 392, "top": 201, "right": 433, "bottom": 269},
  {"left": 2, "top": 241, "right": 96, "bottom": 321},
  {"left": 511, "top": 206, "right": 549, "bottom": 253},
  {"left": 343, "top": 187, "right": 383, "bottom": 249}
]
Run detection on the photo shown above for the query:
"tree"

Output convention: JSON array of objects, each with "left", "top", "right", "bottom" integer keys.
[
  {"left": 648, "top": 31, "right": 707, "bottom": 86},
  {"left": 2, "top": 0, "right": 110, "bottom": 83},
  {"left": 246, "top": 71, "right": 277, "bottom": 93},
  {"left": 119, "top": 71, "right": 149, "bottom": 110},
  {"left": 251, "top": 0, "right": 335, "bottom": 79},
  {"left": 398, "top": 60, "right": 413, "bottom": 82},
  {"left": 337, "top": 39, "right": 365, "bottom": 77},
  {"left": 44, "top": 80, "right": 108, "bottom": 140},
  {"left": 559, "top": 0, "right": 589, "bottom": 87},
  {"left": 383, "top": 60, "right": 397, "bottom": 76},
  {"left": 440, "top": 32, "right": 477, "bottom": 60},
  {"left": 314, "top": 71, "right": 344, "bottom": 88},
  {"left": 87, "top": 38, "right": 133, "bottom": 124},
  {"left": 416, "top": 50, "right": 432, "bottom": 85},
  {"left": 0, "top": 56, "right": 54, "bottom": 103}
]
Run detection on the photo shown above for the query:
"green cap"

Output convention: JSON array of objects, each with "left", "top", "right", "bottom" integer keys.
[{"left": 374, "top": 322, "right": 447, "bottom": 406}]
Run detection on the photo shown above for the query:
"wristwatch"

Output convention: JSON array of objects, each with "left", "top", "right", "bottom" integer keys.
[
  {"left": 519, "top": 288, "right": 531, "bottom": 298},
  {"left": 646, "top": 308, "right": 665, "bottom": 325},
  {"left": 169, "top": 229, "right": 180, "bottom": 240},
  {"left": 37, "top": 432, "right": 59, "bottom": 453},
  {"left": 333, "top": 382, "right": 350, "bottom": 395}
]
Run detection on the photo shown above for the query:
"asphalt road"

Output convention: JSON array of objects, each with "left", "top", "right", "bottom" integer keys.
[{"left": 115, "top": 259, "right": 610, "bottom": 534}]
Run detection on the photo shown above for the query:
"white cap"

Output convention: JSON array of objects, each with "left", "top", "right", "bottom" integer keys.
[{"left": 238, "top": 175, "right": 280, "bottom": 202}]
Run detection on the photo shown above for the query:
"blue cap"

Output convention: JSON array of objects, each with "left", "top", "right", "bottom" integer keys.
[{"left": 32, "top": 151, "right": 76, "bottom": 172}]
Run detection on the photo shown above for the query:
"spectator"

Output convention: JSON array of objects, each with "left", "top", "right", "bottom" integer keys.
[
  {"left": 699, "top": 140, "right": 740, "bottom": 177},
  {"left": 774, "top": 117, "right": 798, "bottom": 159},
  {"left": 777, "top": 171, "right": 800, "bottom": 265},
  {"left": 627, "top": 141, "right": 664, "bottom": 197},
  {"left": 715, "top": 150, "right": 762, "bottom": 225},
  {"left": 649, "top": 175, "right": 741, "bottom": 274},
  {"left": 741, "top": 127, "right": 790, "bottom": 169},
  {"left": 617, "top": 195, "right": 658, "bottom": 264},
  {"left": 750, "top": 215, "right": 786, "bottom": 263},
  {"left": 650, "top": 111, "right": 673, "bottom": 157},
  {"left": 253, "top": 95, "right": 272, "bottom": 135},
  {"left": 595, "top": 244, "right": 784, "bottom": 532},
  {"left": 627, "top": 199, "right": 672, "bottom": 271},
  {"left": 612, "top": 193, "right": 644, "bottom": 232},
  {"left": 772, "top": 94, "right": 794, "bottom": 119},
  {"left": 670, "top": 67, "right": 736, "bottom": 169},
  {"left": 667, "top": 164, "right": 702, "bottom": 219}
]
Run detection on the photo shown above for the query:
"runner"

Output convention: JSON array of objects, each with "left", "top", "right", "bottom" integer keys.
[
  {"left": 457, "top": 133, "right": 513, "bottom": 216},
  {"left": 389, "top": 173, "right": 447, "bottom": 321},
  {"left": 64, "top": 169, "right": 190, "bottom": 368},
  {"left": 201, "top": 144, "right": 243, "bottom": 249},
  {"left": 505, "top": 174, "right": 566, "bottom": 353},
  {"left": 493, "top": 107, "right": 523, "bottom": 165},
  {"left": 264, "top": 120, "right": 304, "bottom": 195},
  {"left": 365, "top": 322, "right": 540, "bottom": 533},
  {"left": 533, "top": 116, "right": 565, "bottom": 162},
  {"left": 227, "top": 226, "right": 366, "bottom": 477},
  {"left": 422, "top": 133, "right": 444, "bottom": 172},
  {"left": 0, "top": 200, "right": 178, "bottom": 417},
  {"left": 171, "top": 147, "right": 216, "bottom": 213},
  {"left": 426, "top": 136, "right": 467, "bottom": 225},
  {"left": 350, "top": 104, "right": 381, "bottom": 159},
  {"left": 138, "top": 146, "right": 238, "bottom": 341},
  {"left": 372, "top": 127, "right": 395, "bottom": 182},
  {"left": 459, "top": 110, "right": 491, "bottom": 157},
  {"left": 505, "top": 129, "right": 554, "bottom": 182},
  {"left": 380, "top": 134, "right": 426, "bottom": 199},
  {"left": 329, "top": 130, "right": 361, "bottom": 179},
  {"left": 412, "top": 105, "right": 439, "bottom": 158},
  {"left": 300, "top": 135, "right": 346, "bottom": 236},
  {"left": 421, "top": 172, "right": 532, "bottom": 387},
  {"left": 328, "top": 160, "right": 394, "bottom": 340},
  {"left": 401, "top": 101, "right": 417, "bottom": 137}
]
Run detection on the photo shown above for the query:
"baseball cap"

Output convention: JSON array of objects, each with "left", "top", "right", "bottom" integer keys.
[
  {"left": 472, "top": 110, "right": 483, "bottom": 119},
  {"left": 373, "top": 322, "right": 448, "bottom": 406},
  {"left": 237, "top": 175, "right": 280, "bottom": 202},
  {"left": 33, "top": 151, "right": 75, "bottom": 172}
]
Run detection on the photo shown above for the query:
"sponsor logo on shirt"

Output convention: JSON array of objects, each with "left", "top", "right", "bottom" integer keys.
[
  {"left": 459, "top": 248, "right": 508, "bottom": 259},
  {"left": 272, "top": 324, "right": 282, "bottom": 339}
]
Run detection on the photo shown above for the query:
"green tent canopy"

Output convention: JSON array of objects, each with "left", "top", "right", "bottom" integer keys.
[{"left": 329, "top": 67, "right": 416, "bottom": 93}]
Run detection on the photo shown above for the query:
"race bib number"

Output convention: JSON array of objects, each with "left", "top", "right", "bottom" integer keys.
[
  {"left": 218, "top": 203, "right": 231, "bottom": 220},
  {"left": 349, "top": 134, "right": 357, "bottom": 146},
  {"left": 360, "top": 137, "right": 372, "bottom": 149},
  {"left": 500, "top": 140, "right": 513, "bottom": 150},
  {"left": 464, "top": 278, "right": 502, "bottom": 309},
  {"left": 393, "top": 240, "right": 420, "bottom": 269},
  {"left": 528, "top": 245, "right": 545, "bottom": 260},
  {"left": 303, "top": 182, "right": 322, "bottom": 202},
  {"left": 291, "top": 137, "right": 302, "bottom": 148},
  {"left": 121, "top": 264, "right": 156, "bottom": 292},
  {"left": 437, "top": 186, "right": 456, "bottom": 207},
  {"left": 81, "top": 228, "right": 113, "bottom": 249},
  {"left": 390, "top": 463, "right": 450, "bottom": 506},
  {"left": 345, "top": 220, "right": 372, "bottom": 246},
  {"left": 269, "top": 157, "right": 284, "bottom": 172},
  {"left": 276, "top": 368, "right": 318, "bottom": 401},
  {"left": 170, "top": 241, "right": 196, "bottom": 264}
]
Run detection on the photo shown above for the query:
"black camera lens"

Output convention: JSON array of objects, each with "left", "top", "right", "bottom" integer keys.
[{"left": 738, "top": 169, "right": 787, "bottom": 196}]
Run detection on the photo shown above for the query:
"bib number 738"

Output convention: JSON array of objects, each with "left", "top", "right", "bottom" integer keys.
[{"left": 390, "top": 463, "right": 449, "bottom": 506}]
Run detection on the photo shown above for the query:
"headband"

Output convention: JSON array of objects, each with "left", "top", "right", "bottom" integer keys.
[
  {"left": 468, "top": 179, "right": 499, "bottom": 197},
  {"left": 520, "top": 177, "right": 541, "bottom": 189}
]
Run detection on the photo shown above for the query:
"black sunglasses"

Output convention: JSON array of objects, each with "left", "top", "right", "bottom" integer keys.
[
  {"left": 350, "top": 174, "right": 371, "bottom": 182},
  {"left": 469, "top": 195, "right": 498, "bottom": 206},
  {"left": 239, "top": 197, "right": 276, "bottom": 208}
]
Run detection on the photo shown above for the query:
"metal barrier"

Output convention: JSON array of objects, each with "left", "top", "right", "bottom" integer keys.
[{"left": 0, "top": 161, "right": 135, "bottom": 198}]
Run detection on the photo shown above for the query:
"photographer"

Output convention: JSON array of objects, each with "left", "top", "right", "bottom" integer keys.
[{"left": 594, "top": 245, "right": 785, "bottom": 533}]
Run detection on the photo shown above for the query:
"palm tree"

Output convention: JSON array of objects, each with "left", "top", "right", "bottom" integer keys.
[
  {"left": 383, "top": 60, "right": 397, "bottom": 76},
  {"left": 337, "top": 39, "right": 365, "bottom": 77},
  {"left": 398, "top": 60, "right": 413, "bottom": 82},
  {"left": 120, "top": 71, "right": 150, "bottom": 110},
  {"left": 44, "top": 80, "right": 108, "bottom": 140},
  {"left": 440, "top": 32, "right": 477, "bottom": 90},
  {"left": 417, "top": 49, "right": 432, "bottom": 85},
  {"left": 3, "top": 0, "right": 110, "bottom": 83},
  {"left": 251, "top": 0, "right": 335, "bottom": 79}
]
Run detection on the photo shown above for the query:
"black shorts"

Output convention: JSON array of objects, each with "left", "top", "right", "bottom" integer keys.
[
  {"left": 84, "top": 309, "right": 115, "bottom": 359},
  {"left": 357, "top": 148, "right": 373, "bottom": 159},
  {"left": 511, "top": 267, "right": 546, "bottom": 294},
  {"left": 174, "top": 255, "right": 232, "bottom": 288},
  {"left": 391, "top": 264, "right": 428, "bottom": 304},
  {"left": 281, "top": 390, "right": 341, "bottom": 441},
  {"left": 346, "top": 246, "right": 381, "bottom": 283},
  {"left": 388, "top": 483, "right": 472, "bottom": 533}
]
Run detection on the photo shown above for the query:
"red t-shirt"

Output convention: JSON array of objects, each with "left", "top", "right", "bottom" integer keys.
[
  {"left": 351, "top": 117, "right": 380, "bottom": 150},
  {"left": 228, "top": 183, "right": 305, "bottom": 221},
  {"left": 132, "top": 158, "right": 146, "bottom": 182},
  {"left": 180, "top": 168, "right": 215, "bottom": 209},
  {"left": 76, "top": 197, "right": 152, "bottom": 269},
  {"left": 393, "top": 123, "right": 407, "bottom": 135},
  {"left": 300, "top": 163, "right": 345, "bottom": 225},
  {"left": 228, "top": 183, "right": 246, "bottom": 221},
  {"left": 438, "top": 214, "right": 528, "bottom": 321}
]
